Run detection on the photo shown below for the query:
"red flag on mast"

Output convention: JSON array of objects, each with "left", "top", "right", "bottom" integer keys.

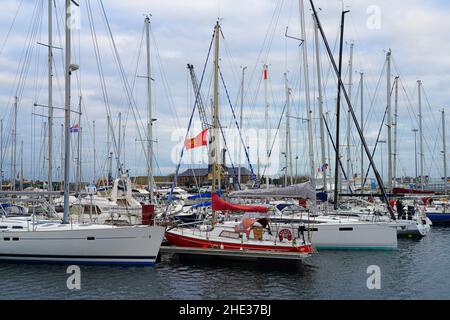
[{"left": 185, "top": 129, "right": 209, "bottom": 150}]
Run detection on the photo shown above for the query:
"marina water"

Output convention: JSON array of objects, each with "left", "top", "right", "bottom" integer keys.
[{"left": 1, "top": 227, "right": 449, "bottom": 300}]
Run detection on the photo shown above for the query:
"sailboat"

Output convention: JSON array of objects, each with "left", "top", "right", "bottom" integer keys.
[
  {"left": 230, "top": 183, "right": 398, "bottom": 250},
  {"left": 227, "top": 0, "right": 402, "bottom": 250},
  {"left": 0, "top": 1, "right": 165, "bottom": 266},
  {"left": 164, "top": 21, "right": 313, "bottom": 258},
  {"left": 58, "top": 175, "right": 143, "bottom": 225},
  {"left": 166, "top": 193, "right": 313, "bottom": 254}
]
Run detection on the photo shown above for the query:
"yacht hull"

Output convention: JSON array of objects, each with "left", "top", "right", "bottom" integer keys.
[
  {"left": 0, "top": 224, "right": 166, "bottom": 266},
  {"left": 165, "top": 228, "right": 313, "bottom": 254},
  {"left": 270, "top": 219, "right": 398, "bottom": 250},
  {"left": 426, "top": 213, "right": 450, "bottom": 224}
]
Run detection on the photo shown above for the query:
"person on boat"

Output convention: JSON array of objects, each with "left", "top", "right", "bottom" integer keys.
[
  {"left": 396, "top": 200, "right": 406, "bottom": 220},
  {"left": 407, "top": 206, "right": 415, "bottom": 221},
  {"left": 298, "top": 223, "right": 307, "bottom": 245},
  {"left": 252, "top": 222, "right": 264, "bottom": 241}
]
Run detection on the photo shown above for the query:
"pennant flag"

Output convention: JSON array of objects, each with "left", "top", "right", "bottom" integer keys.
[
  {"left": 70, "top": 124, "right": 80, "bottom": 133},
  {"left": 185, "top": 129, "right": 208, "bottom": 150},
  {"left": 264, "top": 69, "right": 268, "bottom": 80}
]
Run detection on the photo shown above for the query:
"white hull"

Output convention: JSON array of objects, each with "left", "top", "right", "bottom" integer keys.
[
  {"left": 393, "top": 219, "right": 431, "bottom": 237},
  {"left": 0, "top": 221, "right": 165, "bottom": 266},
  {"left": 346, "top": 214, "right": 432, "bottom": 238},
  {"left": 306, "top": 222, "right": 398, "bottom": 250},
  {"left": 270, "top": 217, "right": 398, "bottom": 250},
  {"left": 327, "top": 199, "right": 432, "bottom": 238}
]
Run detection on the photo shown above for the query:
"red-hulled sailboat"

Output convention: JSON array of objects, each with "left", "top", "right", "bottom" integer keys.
[
  {"left": 165, "top": 194, "right": 313, "bottom": 254},
  {"left": 165, "top": 22, "right": 312, "bottom": 258}
]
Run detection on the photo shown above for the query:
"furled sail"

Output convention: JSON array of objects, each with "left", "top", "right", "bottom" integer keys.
[{"left": 229, "top": 181, "right": 317, "bottom": 201}]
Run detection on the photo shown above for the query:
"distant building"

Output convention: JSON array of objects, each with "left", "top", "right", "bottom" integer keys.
[
  {"left": 131, "top": 176, "right": 174, "bottom": 188},
  {"left": 177, "top": 167, "right": 254, "bottom": 187}
]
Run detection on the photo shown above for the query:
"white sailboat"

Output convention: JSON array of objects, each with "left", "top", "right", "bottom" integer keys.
[
  {"left": 0, "top": 0, "right": 165, "bottom": 266},
  {"left": 332, "top": 198, "right": 431, "bottom": 237},
  {"left": 231, "top": 183, "right": 398, "bottom": 250},
  {"left": 0, "top": 219, "right": 164, "bottom": 265},
  {"left": 62, "top": 175, "right": 143, "bottom": 225}
]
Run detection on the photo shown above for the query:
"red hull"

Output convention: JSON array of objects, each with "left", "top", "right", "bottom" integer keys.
[{"left": 165, "top": 231, "right": 313, "bottom": 254}]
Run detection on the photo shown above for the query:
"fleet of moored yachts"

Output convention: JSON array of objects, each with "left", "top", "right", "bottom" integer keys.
[{"left": 1, "top": 174, "right": 448, "bottom": 266}]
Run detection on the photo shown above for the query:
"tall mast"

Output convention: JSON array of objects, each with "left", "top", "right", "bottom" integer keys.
[
  {"left": 287, "top": 75, "right": 294, "bottom": 186},
  {"left": 346, "top": 42, "right": 354, "bottom": 190},
  {"left": 360, "top": 72, "right": 364, "bottom": 191},
  {"left": 12, "top": 96, "right": 18, "bottom": 191},
  {"left": 60, "top": 123, "right": 64, "bottom": 191},
  {"left": 284, "top": 73, "right": 290, "bottom": 187},
  {"left": 76, "top": 96, "right": 82, "bottom": 193},
  {"left": 442, "top": 109, "right": 447, "bottom": 195},
  {"left": 93, "top": 120, "right": 96, "bottom": 183},
  {"left": 20, "top": 140, "right": 24, "bottom": 191},
  {"left": 122, "top": 123, "right": 126, "bottom": 172},
  {"left": 393, "top": 76, "right": 399, "bottom": 187},
  {"left": 333, "top": 9, "right": 349, "bottom": 209},
  {"left": 118, "top": 112, "right": 122, "bottom": 175},
  {"left": 0, "top": 119, "right": 3, "bottom": 191},
  {"left": 309, "top": 0, "right": 395, "bottom": 219},
  {"left": 238, "top": 66, "right": 247, "bottom": 186},
  {"left": 299, "top": 0, "right": 316, "bottom": 208},
  {"left": 63, "top": 0, "right": 74, "bottom": 224},
  {"left": 42, "top": 122, "right": 47, "bottom": 177},
  {"left": 80, "top": 126, "right": 83, "bottom": 191},
  {"left": 212, "top": 21, "right": 221, "bottom": 193},
  {"left": 145, "top": 16, "right": 154, "bottom": 203},
  {"left": 418, "top": 80, "right": 425, "bottom": 190},
  {"left": 263, "top": 64, "right": 270, "bottom": 189},
  {"left": 48, "top": 0, "right": 54, "bottom": 192},
  {"left": 107, "top": 115, "right": 112, "bottom": 184},
  {"left": 386, "top": 50, "right": 392, "bottom": 191},
  {"left": 314, "top": 14, "right": 327, "bottom": 194}
]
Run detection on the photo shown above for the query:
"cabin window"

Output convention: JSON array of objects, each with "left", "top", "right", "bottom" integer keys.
[
  {"left": 4, "top": 238, "right": 10, "bottom": 241},
  {"left": 87, "top": 237, "right": 96, "bottom": 241},
  {"left": 339, "top": 227, "right": 354, "bottom": 232},
  {"left": 219, "top": 231, "right": 240, "bottom": 240},
  {"left": 0, "top": 226, "right": 7, "bottom": 229},
  {"left": 307, "top": 228, "right": 319, "bottom": 232},
  {"left": 12, "top": 226, "right": 23, "bottom": 230},
  {"left": 12, "top": 238, "right": 19, "bottom": 241}
]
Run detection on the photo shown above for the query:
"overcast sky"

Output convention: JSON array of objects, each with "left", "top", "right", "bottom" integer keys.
[{"left": 0, "top": 0, "right": 448, "bottom": 184}]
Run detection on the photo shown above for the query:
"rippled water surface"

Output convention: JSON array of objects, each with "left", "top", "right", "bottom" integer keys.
[{"left": 1, "top": 227, "right": 449, "bottom": 300}]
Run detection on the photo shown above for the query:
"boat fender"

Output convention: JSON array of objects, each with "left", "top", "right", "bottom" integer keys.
[{"left": 278, "top": 229, "right": 293, "bottom": 242}]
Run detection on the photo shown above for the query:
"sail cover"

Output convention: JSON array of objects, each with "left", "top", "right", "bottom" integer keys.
[
  {"left": 229, "top": 182, "right": 317, "bottom": 201},
  {"left": 187, "top": 193, "right": 211, "bottom": 200},
  {"left": 212, "top": 193, "right": 268, "bottom": 213}
]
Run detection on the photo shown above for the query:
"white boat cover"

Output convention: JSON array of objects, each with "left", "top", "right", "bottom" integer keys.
[{"left": 229, "top": 182, "right": 316, "bottom": 200}]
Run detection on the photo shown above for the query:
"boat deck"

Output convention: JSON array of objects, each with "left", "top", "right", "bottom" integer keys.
[{"left": 160, "top": 245, "right": 310, "bottom": 262}]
